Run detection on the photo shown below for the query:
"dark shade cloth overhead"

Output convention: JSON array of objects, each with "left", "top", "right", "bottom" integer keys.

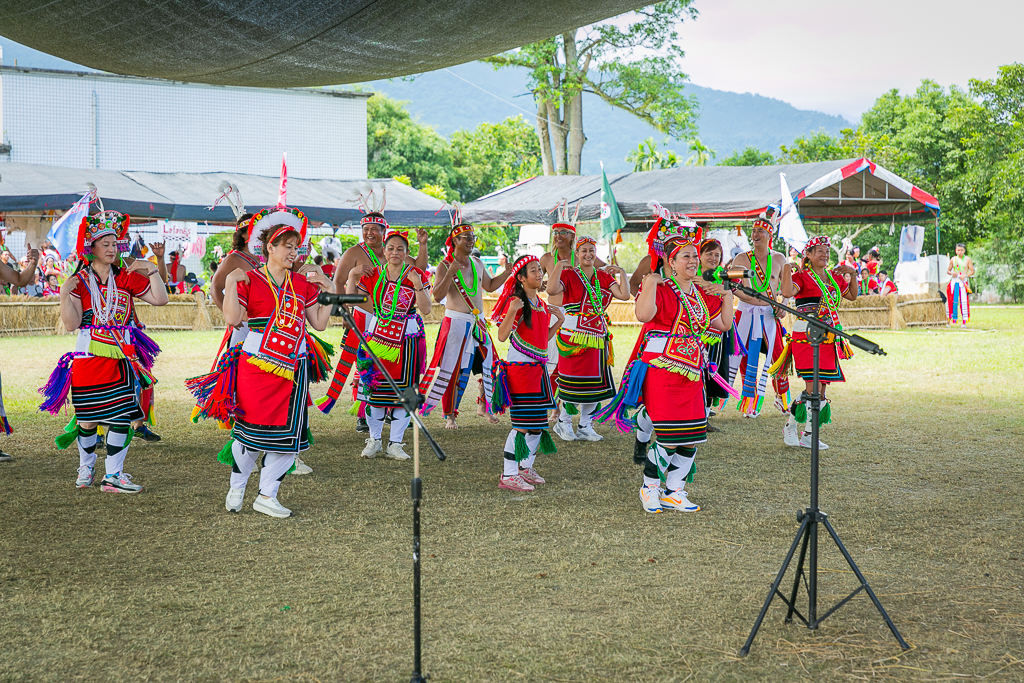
[
  {"left": 0, "top": 163, "right": 449, "bottom": 225},
  {"left": 0, "top": 0, "right": 649, "bottom": 87},
  {"left": 463, "top": 158, "right": 941, "bottom": 228}
]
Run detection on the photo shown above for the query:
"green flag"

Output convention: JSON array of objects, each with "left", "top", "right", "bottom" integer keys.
[{"left": 599, "top": 164, "right": 626, "bottom": 239}]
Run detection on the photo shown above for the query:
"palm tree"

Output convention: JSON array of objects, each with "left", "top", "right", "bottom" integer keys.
[
  {"left": 686, "top": 138, "right": 715, "bottom": 166},
  {"left": 627, "top": 138, "right": 682, "bottom": 172}
]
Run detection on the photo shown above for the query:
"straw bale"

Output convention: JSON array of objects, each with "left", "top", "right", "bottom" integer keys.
[
  {"left": 896, "top": 292, "right": 946, "bottom": 325},
  {"left": 837, "top": 294, "right": 894, "bottom": 330},
  {"left": 0, "top": 296, "right": 61, "bottom": 336}
]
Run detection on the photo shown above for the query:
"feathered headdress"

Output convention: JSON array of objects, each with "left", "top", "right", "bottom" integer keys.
[
  {"left": 351, "top": 182, "right": 389, "bottom": 231},
  {"left": 245, "top": 154, "right": 308, "bottom": 262},
  {"left": 443, "top": 202, "right": 473, "bottom": 255},
  {"left": 76, "top": 211, "right": 131, "bottom": 261},
  {"left": 646, "top": 201, "right": 701, "bottom": 268},
  {"left": 752, "top": 204, "right": 781, "bottom": 237},
  {"left": 549, "top": 198, "right": 581, "bottom": 234},
  {"left": 209, "top": 181, "right": 246, "bottom": 223}
]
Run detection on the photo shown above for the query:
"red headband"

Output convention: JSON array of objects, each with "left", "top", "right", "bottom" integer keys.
[
  {"left": 384, "top": 229, "right": 410, "bottom": 247},
  {"left": 445, "top": 223, "right": 473, "bottom": 254},
  {"left": 551, "top": 222, "right": 576, "bottom": 235},
  {"left": 804, "top": 235, "right": 830, "bottom": 253},
  {"left": 491, "top": 255, "right": 539, "bottom": 324},
  {"left": 575, "top": 235, "right": 597, "bottom": 250}
]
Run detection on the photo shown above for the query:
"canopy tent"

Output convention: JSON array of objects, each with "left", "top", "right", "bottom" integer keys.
[
  {"left": 0, "top": 0, "right": 647, "bottom": 88},
  {"left": 463, "top": 158, "right": 940, "bottom": 228},
  {"left": 0, "top": 163, "right": 448, "bottom": 225}
]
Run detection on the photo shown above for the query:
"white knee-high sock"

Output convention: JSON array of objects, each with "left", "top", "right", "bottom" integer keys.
[
  {"left": 636, "top": 409, "right": 654, "bottom": 443},
  {"left": 522, "top": 433, "right": 542, "bottom": 468},
  {"left": 229, "top": 442, "right": 258, "bottom": 491},
  {"left": 578, "top": 402, "right": 598, "bottom": 428},
  {"left": 502, "top": 431, "right": 517, "bottom": 454},
  {"left": 77, "top": 426, "right": 98, "bottom": 469},
  {"left": 259, "top": 452, "right": 295, "bottom": 498},
  {"left": 558, "top": 405, "right": 573, "bottom": 424},
  {"left": 389, "top": 408, "right": 411, "bottom": 443},
  {"left": 643, "top": 445, "right": 665, "bottom": 489},
  {"left": 104, "top": 428, "right": 130, "bottom": 476},
  {"left": 665, "top": 448, "right": 696, "bottom": 493},
  {"left": 367, "top": 406, "right": 385, "bottom": 441}
]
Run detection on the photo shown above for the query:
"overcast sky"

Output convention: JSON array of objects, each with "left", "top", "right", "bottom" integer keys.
[{"left": 676, "top": 0, "right": 1024, "bottom": 121}]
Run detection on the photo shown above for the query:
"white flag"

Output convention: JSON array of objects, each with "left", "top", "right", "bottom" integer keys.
[{"left": 778, "top": 173, "right": 808, "bottom": 252}]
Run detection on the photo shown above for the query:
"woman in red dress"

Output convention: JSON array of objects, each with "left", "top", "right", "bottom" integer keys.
[
  {"left": 546, "top": 236, "right": 629, "bottom": 442},
  {"left": 190, "top": 206, "right": 335, "bottom": 518},
  {"left": 346, "top": 230, "right": 432, "bottom": 460},
  {"left": 778, "top": 235, "right": 858, "bottom": 450},
  {"left": 490, "top": 256, "right": 565, "bottom": 492},
  {"left": 41, "top": 211, "right": 168, "bottom": 493}
]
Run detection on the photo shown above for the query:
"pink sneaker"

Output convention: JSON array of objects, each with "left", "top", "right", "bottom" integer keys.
[
  {"left": 499, "top": 474, "right": 535, "bottom": 492},
  {"left": 519, "top": 467, "right": 546, "bottom": 485}
]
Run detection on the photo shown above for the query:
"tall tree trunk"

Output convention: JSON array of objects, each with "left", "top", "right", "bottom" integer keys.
[
  {"left": 548, "top": 99, "right": 568, "bottom": 174},
  {"left": 536, "top": 99, "right": 555, "bottom": 176},
  {"left": 563, "top": 31, "right": 585, "bottom": 175}
]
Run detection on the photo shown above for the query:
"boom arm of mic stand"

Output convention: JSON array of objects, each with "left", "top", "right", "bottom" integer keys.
[
  {"left": 331, "top": 304, "right": 448, "bottom": 461},
  {"left": 723, "top": 280, "right": 886, "bottom": 356}
]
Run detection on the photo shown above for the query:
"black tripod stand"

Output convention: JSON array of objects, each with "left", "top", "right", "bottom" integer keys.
[
  {"left": 325, "top": 295, "right": 447, "bottom": 683},
  {"left": 711, "top": 280, "right": 909, "bottom": 656}
]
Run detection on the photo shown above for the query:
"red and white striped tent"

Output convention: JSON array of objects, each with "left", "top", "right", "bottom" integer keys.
[{"left": 463, "top": 158, "right": 940, "bottom": 227}]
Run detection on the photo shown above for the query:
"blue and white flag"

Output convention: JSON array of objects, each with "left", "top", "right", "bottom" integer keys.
[
  {"left": 46, "top": 191, "right": 94, "bottom": 259},
  {"left": 778, "top": 173, "right": 808, "bottom": 252}
]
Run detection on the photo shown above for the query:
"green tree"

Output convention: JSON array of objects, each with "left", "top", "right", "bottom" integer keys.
[
  {"left": 450, "top": 115, "right": 543, "bottom": 201},
  {"left": 718, "top": 146, "right": 776, "bottom": 166},
  {"left": 484, "top": 1, "right": 699, "bottom": 175},
  {"left": 366, "top": 93, "right": 461, "bottom": 200},
  {"left": 685, "top": 137, "right": 715, "bottom": 166},
  {"left": 777, "top": 130, "right": 848, "bottom": 164},
  {"left": 626, "top": 137, "right": 680, "bottom": 171}
]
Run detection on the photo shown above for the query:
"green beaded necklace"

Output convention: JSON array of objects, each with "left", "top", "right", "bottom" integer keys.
[
  {"left": 372, "top": 263, "right": 411, "bottom": 321},
  {"left": 455, "top": 258, "right": 479, "bottom": 297},
  {"left": 749, "top": 250, "right": 773, "bottom": 294}
]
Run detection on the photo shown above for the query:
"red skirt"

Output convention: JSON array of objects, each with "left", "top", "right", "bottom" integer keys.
[
  {"left": 70, "top": 356, "right": 144, "bottom": 425},
  {"left": 642, "top": 366, "right": 707, "bottom": 447},
  {"left": 791, "top": 332, "right": 845, "bottom": 383}
]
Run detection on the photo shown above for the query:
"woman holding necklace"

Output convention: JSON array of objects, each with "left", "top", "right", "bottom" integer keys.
[
  {"left": 41, "top": 211, "right": 168, "bottom": 493},
  {"left": 346, "top": 230, "right": 432, "bottom": 460},
  {"left": 546, "top": 235, "right": 629, "bottom": 442},
  {"left": 600, "top": 225, "right": 732, "bottom": 513},
  {"left": 778, "top": 235, "right": 858, "bottom": 450},
  {"left": 191, "top": 206, "right": 334, "bottom": 518},
  {"left": 490, "top": 256, "right": 564, "bottom": 492}
]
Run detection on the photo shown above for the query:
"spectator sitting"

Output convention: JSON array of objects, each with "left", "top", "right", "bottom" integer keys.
[
  {"left": 42, "top": 272, "right": 61, "bottom": 296},
  {"left": 876, "top": 269, "right": 897, "bottom": 296}
]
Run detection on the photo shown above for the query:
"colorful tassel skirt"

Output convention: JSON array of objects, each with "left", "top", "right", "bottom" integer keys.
[
  {"left": 70, "top": 356, "right": 145, "bottom": 425},
  {"left": 642, "top": 365, "right": 707, "bottom": 448},
  {"left": 791, "top": 332, "right": 845, "bottom": 383},
  {"left": 555, "top": 344, "right": 616, "bottom": 404},
  {"left": 233, "top": 352, "right": 310, "bottom": 454}
]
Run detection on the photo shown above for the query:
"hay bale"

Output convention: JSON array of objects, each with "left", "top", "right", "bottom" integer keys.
[
  {"left": 192, "top": 292, "right": 213, "bottom": 331},
  {"left": 0, "top": 295, "right": 62, "bottom": 336},
  {"left": 896, "top": 292, "right": 946, "bottom": 326}
]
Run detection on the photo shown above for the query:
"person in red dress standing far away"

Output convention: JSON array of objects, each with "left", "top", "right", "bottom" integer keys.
[{"left": 778, "top": 235, "right": 859, "bottom": 451}]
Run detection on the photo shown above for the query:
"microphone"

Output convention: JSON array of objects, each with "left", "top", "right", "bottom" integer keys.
[
  {"left": 702, "top": 267, "right": 754, "bottom": 284},
  {"left": 317, "top": 292, "right": 368, "bottom": 306}
]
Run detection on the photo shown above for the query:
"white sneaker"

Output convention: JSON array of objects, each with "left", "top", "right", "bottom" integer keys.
[
  {"left": 576, "top": 425, "right": 604, "bottom": 442},
  {"left": 100, "top": 472, "right": 142, "bottom": 493},
  {"left": 783, "top": 416, "right": 800, "bottom": 447},
  {"left": 225, "top": 487, "right": 245, "bottom": 513},
  {"left": 799, "top": 433, "right": 829, "bottom": 450},
  {"left": 292, "top": 457, "right": 313, "bottom": 475},
  {"left": 639, "top": 485, "right": 663, "bottom": 514},
  {"left": 76, "top": 465, "right": 95, "bottom": 488},
  {"left": 360, "top": 438, "right": 383, "bottom": 458},
  {"left": 253, "top": 495, "right": 292, "bottom": 518},
  {"left": 385, "top": 441, "right": 411, "bottom": 460},
  {"left": 660, "top": 488, "right": 700, "bottom": 512},
  {"left": 553, "top": 421, "right": 576, "bottom": 442}
]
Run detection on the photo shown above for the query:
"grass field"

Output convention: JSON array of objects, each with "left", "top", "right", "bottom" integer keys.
[{"left": 2, "top": 308, "right": 1023, "bottom": 682}]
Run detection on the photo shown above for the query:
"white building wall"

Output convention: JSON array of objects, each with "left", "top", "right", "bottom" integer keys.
[{"left": 0, "top": 68, "right": 367, "bottom": 180}]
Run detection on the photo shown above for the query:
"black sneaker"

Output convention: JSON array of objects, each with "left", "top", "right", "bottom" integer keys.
[
  {"left": 706, "top": 423, "right": 720, "bottom": 433},
  {"left": 136, "top": 425, "right": 162, "bottom": 442},
  {"left": 633, "top": 437, "right": 649, "bottom": 465},
  {"left": 355, "top": 418, "right": 369, "bottom": 433}
]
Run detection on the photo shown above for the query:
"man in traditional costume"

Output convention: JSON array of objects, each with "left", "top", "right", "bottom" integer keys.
[
  {"left": 41, "top": 210, "right": 168, "bottom": 492},
  {"left": 596, "top": 223, "right": 733, "bottom": 513},
  {"left": 776, "top": 235, "right": 858, "bottom": 449},
  {"left": 546, "top": 235, "right": 628, "bottom": 441},
  {"left": 420, "top": 208, "right": 511, "bottom": 428},
  {"left": 345, "top": 230, "right": 432, "bottom": 460},
  {"left": 188, "top": 204, "right": 336, "bottom": 517},
  {"left": 490, "top": 256, "right": 564, "bottom": 492},
  {"left": 946, "top": 243, "right": 974, "bottom": 327},
  {"left": 727, "top": 208, "right": 791, "bottom": 417},
  {"left": 320, "top": 190, "right": 428, "bottom": 431},
  {"left": 0, "top": 237, "right": 40, "bottom": 462}
]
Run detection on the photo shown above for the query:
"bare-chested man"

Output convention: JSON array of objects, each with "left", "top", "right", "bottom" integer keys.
[
  {"left": 0, "top": 240, "right": 39, "bottom": 462},
  {"left": 419, "top": 222, "right": 511, "bottom": 428},
  {"left": 320, "top": 213, "right": 427, "bottom": 431},
  {"left": 727, "top": 211, "right": 790, "bottom": 418}
]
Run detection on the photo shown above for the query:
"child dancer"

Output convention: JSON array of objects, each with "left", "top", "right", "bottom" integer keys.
[{"left": 490, "top": 256, "right": 564, "bottom": 492}]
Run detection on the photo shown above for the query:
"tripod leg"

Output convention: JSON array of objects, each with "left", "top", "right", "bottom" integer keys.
[
  {"left": 739, "top": 515, "right": 810, "bottom": 656},
  {"left": 785, "top": 517, "right": 812, "bottom": 624},
  {"left": 822, "top": 518, "right": 910, "bottom": 650}
]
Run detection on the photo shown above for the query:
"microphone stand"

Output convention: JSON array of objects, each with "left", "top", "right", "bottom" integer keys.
[
  {"left": 708, "top": 278, "right": 909, "bottom": 656},
  {"left": 329, "top": 301, "right": 446, "bottom": 683}
]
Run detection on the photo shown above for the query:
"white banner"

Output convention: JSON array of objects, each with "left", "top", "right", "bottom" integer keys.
[{"left": 157, "top": 220, "right": 198, "bottom": 246}]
